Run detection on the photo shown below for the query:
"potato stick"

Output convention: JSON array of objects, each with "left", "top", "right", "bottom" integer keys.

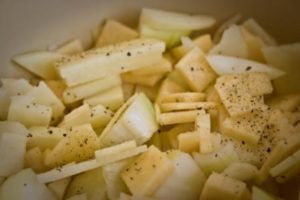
[
  {"left": 160, "top": 102, "right": 217, "bottom": 112},
  {"left": 159, "top": 110, "right": 198, "bottom": 125}
]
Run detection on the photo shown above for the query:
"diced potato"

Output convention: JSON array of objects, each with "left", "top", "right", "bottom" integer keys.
[
  {"left": 242, "top": 18, "right": 277, "bottom": 46},
  {"left": 47, "top": 177, "right": 71, "bottom": 200},
  {"left": 63, "top": 75, "right": 121, "bottom": 103},
  {"left": 256, "top": 133, "right": 300, "bottom": 183},
  {"left": 175, "top": 47, "right": 216, "bottom": 92},
  {"left": 160, "top": 102, "right": 217, "bottom": 112},
  {"left": 205, "top": 85, "right": 221, "bottom": 103},
  {"left": 89, "top": 104, "right": 114, "bottom": 130},
  {"left": 166, "top": 70, "right": 190, "bottom": 91},
  {"left": 160, "top": 92, "right": 206, "bottom": 103},
  {"left": 56, "top": 39, "right": 165, "bottom": 86},
  {"left": 96, "top": 19, "right": 138, "bottom": 47},
  {"left": 159, "top": 110, "right": 198, "bottom": 125},
  {"left": 209, "top": 25, "right": 248, "bottom": 58},
  {"left": 221, "top": 106, "right": 269, "bottom": 145},
  {"left": 262, "top": 43, "right": 300, "bottom": 94},
  {"left": 0, "top": 132, "right": 27, "bottom": 177},
  {"left": 171, "top": 34, "right": 213, "bottom": 60},
  {"left": 213, "top": 13, "right": 242, "bottom": 43},
  {"left": 45, "top": 80, "right": 66, "bottom": 102},
  {"left": 165, "top": 123, "right": 194, "bottom": 149},
  {"left": 26, "top": 81, "right": 65, "bottom": 124},
  {"left": 84, "top": 85, "right": 124, "bottom": 110},
  {"left": 13, "top": 51, "right": 64, "bottom": 80},
  {"left": 55, "top": 39, "right": 83, "bottom": 55},
  {"left": 140, "top": 8, "right": 216, "bottom": 31},
  {"left": 196, "top": 112, "right": 214, "bottom": 153},
  {"left": 155, "top": 78, "right": 186, "bottom": 103},
  {"left": 8, "top": 95, "right": 52, "bottom": 127},
  {"left": 193, "top": 143, "right": 239, "bottom": 175},
  {"left": 65, "top": 167, "right": 107, "bottom": 200},
  {"left": 270, "top": 149, "right": 300, "bottom": 183},
  {"left": 154, "top": 151, "right": 206, "bottom": 200},
  {"left": 215, "top": 74, "right": 265, "bottom": 116},
  {"left": 206, "top": 55, "right": 285, "bottom": 80},
  {"left": 24, "top": 147, "right": 48, "bottom": 173},
  {"left": 44, "top": 124, "right": 98, "bottom": 167},
  {"left": 0, "top": 78, "right": 33, "bottom": 119},
  {"left": 223, "top": 162, "right": 258, "bottom": 182},
  {"left": 59, "top": 104, "right": 91, "bottom": 128},
  {"left": 177, "top": 131, "right": 199, "bottom": 153},
  {"left": 0, "top": 120, "right": 28, "bottom": 136},
  {"left": 200, "top": 173, "right": 251, "bottom": 200},
  {"left": 129, "top": 57, "right": 172, "bottom": 76},
  {"left": 0, "top": 168, "right": 57, "bottom": 200},
  {"left": 121, "top": 146, "right": 174, "bottom": 196},
  {"left": 122, "top": 72, "right": 165, "bottom": 87},
  {"left": 27, "top": 126, "right": 67, "bottom": 150}
]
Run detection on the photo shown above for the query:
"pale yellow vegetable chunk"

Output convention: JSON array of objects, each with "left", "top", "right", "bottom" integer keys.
[
  {"left": 24, "top": 147, "right": 48, "bottom": 173},
  {"left": 175, "top": 47, "right": 216, "bottom": 92},
  {"left": 44, "top": 124, "right": 98, "bottom": 168},
  {"left": 96, "top": 19, "right": 139, "bottom": 47},
  {"left": 121, "top": 146, "right": 174, "bottom": 196},
  {"left": 121, "top": 72, "right": 165, "bottom": 87},
  {"left": 55, "top": 39, "right": 83, "bottom": 55},
  {"left": 160, "top": 92, "right": 205, "bottom": 103},
  {"left": 160, "top": 102, "right": 217, "bottom": 112},
  {"left": 177, "top": 131, "right": 199, "bottom": 153},
  {"left": 47, "top": 177, "right": 71, "bottom": 200},
  {"left": 159, "top": 110, "right": 198, "bottom": 125}
]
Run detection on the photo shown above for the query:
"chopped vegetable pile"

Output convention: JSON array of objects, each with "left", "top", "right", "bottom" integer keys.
[{"left": 0, "top": 7, "right": 300, "bottom": 200}]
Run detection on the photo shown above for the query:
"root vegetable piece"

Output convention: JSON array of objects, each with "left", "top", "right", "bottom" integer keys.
[
  {"left": 55, "top": 39, "right": 83, "bottom": 55},
  {"left": 175, "top": 47, "right": 216, "bottom": 92},
  {"left": 121, "top": 146, "right": 174, "bottom": 196},
  {"left": 200, "top": 172, "right": 251, "bottom": 200}
]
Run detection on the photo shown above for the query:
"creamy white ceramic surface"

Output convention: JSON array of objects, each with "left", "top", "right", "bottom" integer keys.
[{"left": 1, "top": 0, "right": 300, "bottom": 78}]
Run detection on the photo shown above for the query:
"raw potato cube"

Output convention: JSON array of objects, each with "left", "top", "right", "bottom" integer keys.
[
  {"left": 176, "top": 47, "right": 216, "bottom": 92},
  {"left": 121, "top": 146, "right": 174, "bottom": 196},
  {"left": 96, "top": 19, "right": 138, "bottom": 47},
  {"left": 121, "top": 72, "right": 165, "bottom": 87},
  {"left": 47, "top": 177, "right": 71, "bottom": 200},
  {"left": 215, "top": 74, "right": 265, "bottom": 116},
  {"left": 44, "top": 124, "right": 98, "bottom": 168},
  {"left": 89, "top": 104, "right": 114, "bottom": 129},
  {"left": 160, "top": 92, "right": 206, "bottom": 103},
  {"left": 159, "top": 110, "right": 198, "bottom": 125},
  {"left": 0, "top": 120, "right": 28, "bottom": 136},
  {"left": 0, "top": 168, "right": 57, "bottom": 200},
  {"left": 0, "top": 132, "right": 27, "bottom": 177},
  {"left": 129, "top": 57, "right": 172, "bottom": 76},
  {"left": 0, "top": 78, "right": 33, "bottom": 119},
  {"left": 159, "top": 102, "right": 217, "bottom": 112},
  {"left": 56, "top": 39, "right": 165, "bottom": 86},
  {"left": 156, "top": 78, "right": 186, "bottom": 103},
  {"left": 12, "top": 51, "right": 64, "bottom": 80},
  {"left": 27, "top": 126, "right": 67, "bottom": 150},
  {"left": 167, "top": 70, "right": 190, "bottom": 91},
  {"left": 196, "top": 112, "right": 214, "bottom": 153},
  {"left": 84, "top": 85, "right": 124, "bottom": 110},
  {"left": 55, "top": 39, "right": 83, "bottom": 55},
  {"left": 59, "top": 104, "right": 91, "bottom": 128},
  {"left": 65, "top": 167, "right": 107, "bottom": 200},
  {"left": 171, "top": 34, "right": 213, "bottom": 60},
  {"left": 63, "top": 75, "right": 121, "bottom": 103},
  {"left": 200, "top": 173, "right": 251, "bottom": 200},
  {"left": 24, "top": 147, "right": 48, "bottom": 173},
  {"left": 209, "top": 25, "right": 248, "bottom": 58},
  {"left": 165, "top": 123, "right": 194, "bottom": 149},
  {"left": 8, "top": 95, "right": 52, "bottom": 127},
  {"left": 221, "top": 106, "right": 269, "bottom": 145},
  {"left": 223, "top": 162, "right": 258, "bottom": 182},
  {"left": 26, "top": 81, "right": 65, "bottom": 124},
  {"left": 177, "top": 131, "right": 199, "bottom": 153}
]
